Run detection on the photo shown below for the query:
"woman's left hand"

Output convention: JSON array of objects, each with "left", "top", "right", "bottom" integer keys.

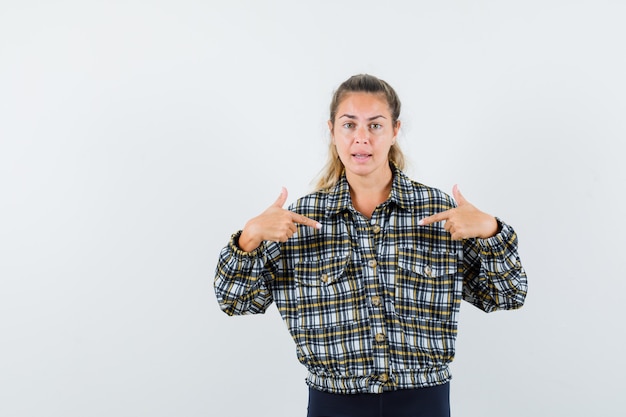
[{"left": 419, "top": 185, "right": 499, "bottom": 240}]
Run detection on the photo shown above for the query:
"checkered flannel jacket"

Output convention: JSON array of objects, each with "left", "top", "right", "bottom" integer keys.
[{"left": 214, "top": 165, "right": 528, "bottom": 394}]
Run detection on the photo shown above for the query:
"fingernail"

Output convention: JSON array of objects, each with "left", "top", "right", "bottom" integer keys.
[
  {"left": 418, "top": 219, "right": 424, "bottom": 226},
  {"left": 316, "top": 223, "right": 323, "bottom": 229}
]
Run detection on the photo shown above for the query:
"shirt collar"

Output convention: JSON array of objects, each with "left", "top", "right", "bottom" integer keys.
[{"left": 325, "top": 163, "right": 417, "bottom": 216}]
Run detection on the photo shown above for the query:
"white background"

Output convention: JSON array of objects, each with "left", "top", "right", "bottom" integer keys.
[{"left": 1, "top": 1, "right": 625, "bottom": 416}]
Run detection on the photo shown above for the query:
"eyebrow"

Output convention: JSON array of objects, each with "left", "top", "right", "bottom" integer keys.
[{"left": 338, "top": 114, "right": 387, "bottom": 121}]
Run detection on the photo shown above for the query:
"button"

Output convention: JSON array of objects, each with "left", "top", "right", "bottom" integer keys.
[
  {"left": 368, "top": 259, "right": 377, "bottom": 268},
  {"left": 372, "top": 224, "right": 381, "bottom": 234},
  {"left": 375, "top": 333, "right": 386, "bottom": 342},
  {"left": 379, "top": 373, "right": 389, "bottom": 383},
  {"left": 423, "top": 265, "right": 432, "bottom": 277},
  {"left": 321, "top": 274, "right": 329, "bottom": 283},
  {"left": 371, "top": 296, "right": 381, "bottom": 307}
]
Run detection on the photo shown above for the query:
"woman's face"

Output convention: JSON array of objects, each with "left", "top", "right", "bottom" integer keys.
[{"left": 329, "top": 92, "right": 400, "bottom": 182}]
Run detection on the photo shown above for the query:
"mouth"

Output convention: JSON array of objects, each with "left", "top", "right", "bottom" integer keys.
[{"left": 352, "top": 153, "right": 372, "bottom": 160}]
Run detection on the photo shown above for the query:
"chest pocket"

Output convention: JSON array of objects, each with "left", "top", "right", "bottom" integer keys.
[
  {"left": 294, "top": 255, "right": 366, "bottom": 329},
  {"left": 395, "top": 247, "right": 459, "bottom": 322}
]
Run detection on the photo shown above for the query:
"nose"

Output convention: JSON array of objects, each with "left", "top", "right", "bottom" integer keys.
[{"left": 355, "top": 126, "right": 369, "bottom": 144}]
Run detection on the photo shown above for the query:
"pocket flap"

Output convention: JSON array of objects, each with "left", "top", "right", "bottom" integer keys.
[
  {"left": 397, "top": 247, "right": 457, "bottom": 278},
  {"left": 295, "top": 254, "right": 350, "bottom": 286}
]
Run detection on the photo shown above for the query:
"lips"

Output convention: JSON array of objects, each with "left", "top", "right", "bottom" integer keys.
[{"left": 352, "top": 153, "right": 372, "bottom": 159}]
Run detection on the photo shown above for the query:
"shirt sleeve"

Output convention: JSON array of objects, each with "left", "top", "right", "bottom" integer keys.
[
  {"left": 461, "top": 218, "right": 528, "bottom": 313},
  {"left": 213, "top": 231, "right": 279, "bottom": 316}
]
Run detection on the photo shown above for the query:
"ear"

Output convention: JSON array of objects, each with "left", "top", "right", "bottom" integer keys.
[
  {"left": 327, "top": 120, "right": 335, "bottom": 141},
  {"left": 393, "top": 120, "right": 401, "bottom": 137}
]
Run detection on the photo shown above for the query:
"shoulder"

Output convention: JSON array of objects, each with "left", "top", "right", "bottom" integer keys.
[{"left": 393, "top": 169, "right": 456, "bottom": 211}]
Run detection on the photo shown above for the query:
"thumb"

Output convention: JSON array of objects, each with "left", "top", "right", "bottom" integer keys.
[
  {"left": 272, "top": 186, "right": 288, "bottom": 208},
  {"left": 452, "top": 184, "right": 468, "bottom": 206}
]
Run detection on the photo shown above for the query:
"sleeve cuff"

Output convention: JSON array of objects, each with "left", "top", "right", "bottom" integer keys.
[
  {"left": 478, "top": 217, "right": 515, "bottom": 250},
  {"left": 229, "top": 230, "right": 267, "bottom": 257}
]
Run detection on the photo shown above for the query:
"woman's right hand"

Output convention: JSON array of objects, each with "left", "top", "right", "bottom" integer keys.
[{"left": 237, "top": 187, "right": 322, "bottom": 252}]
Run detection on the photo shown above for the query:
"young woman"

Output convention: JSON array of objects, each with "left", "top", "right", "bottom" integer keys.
[{"left": 214, "top": 74, "right": 528, "bottom": 417}]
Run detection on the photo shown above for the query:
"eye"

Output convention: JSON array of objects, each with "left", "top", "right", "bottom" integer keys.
[
  {"left": 342, "top": 122, "right": 355, "bottom": 129},
  {"left": 370, "top": 123, "right": 382, "bottom": 129}
]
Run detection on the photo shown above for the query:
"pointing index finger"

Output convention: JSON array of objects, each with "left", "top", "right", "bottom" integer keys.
[
  {"left": 290, "top": 212, "right": 323, "bottom": 229},
  {"left": 418, "top": 210, "right": 451, "bottom": 226}
]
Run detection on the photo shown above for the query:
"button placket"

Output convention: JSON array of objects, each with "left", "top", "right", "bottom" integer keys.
[{"left": 355, "top": 212, "right": 390, "bottom": 389}]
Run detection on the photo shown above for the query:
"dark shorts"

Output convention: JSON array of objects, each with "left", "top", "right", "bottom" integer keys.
[{"left": 307, "top": 383, "right": 450, "bottom": 417}]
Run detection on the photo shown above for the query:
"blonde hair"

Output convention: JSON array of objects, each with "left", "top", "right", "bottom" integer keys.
[{"left": 314, "top": 74, "right": 406, "bottom": 191}]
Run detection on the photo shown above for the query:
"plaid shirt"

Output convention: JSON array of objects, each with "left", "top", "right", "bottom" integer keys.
[{"left": 214, "top": 165, "right": 527, "bottom": 394}]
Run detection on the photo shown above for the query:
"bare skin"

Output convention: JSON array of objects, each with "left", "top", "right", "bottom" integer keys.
[
  {"left": 329, "top": 92, "right": 399, "bottom": 218},
  {"left": 419, "top": 184, "right": 499, "bottom": 240},
  {"left": 237, "top": 92, "right": 498, "bottom": 252},
  {"left": 237, "top": 187, "right": 321, "bottom": 252}
]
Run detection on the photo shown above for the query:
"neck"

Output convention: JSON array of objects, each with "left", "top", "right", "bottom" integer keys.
[{"left": 347, "top": 167, "right": 393, "bottom": 218}]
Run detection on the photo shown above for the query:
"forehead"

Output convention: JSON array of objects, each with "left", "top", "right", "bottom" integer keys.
[{"left": 336, "top": 92, "right": 391, "bottom": 116}]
